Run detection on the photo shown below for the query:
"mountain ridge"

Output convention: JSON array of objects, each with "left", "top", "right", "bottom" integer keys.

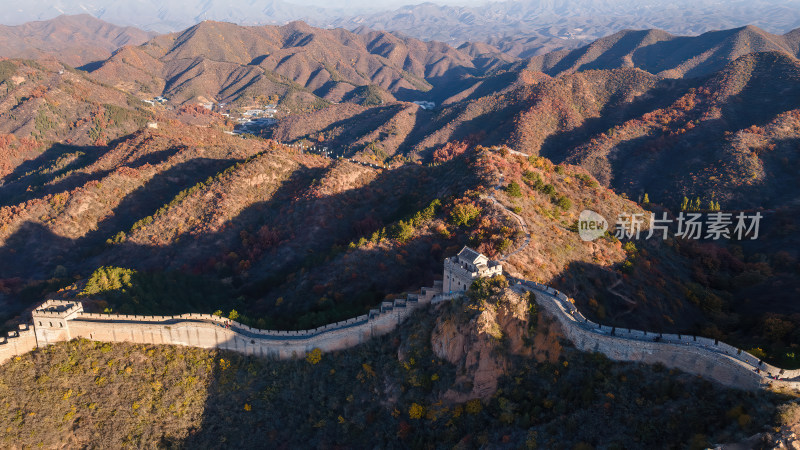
[
  {"left": 0, "top": 14, "right": 154, "bottom": 67},
  {"left": 88, "top": 20, "right": 509, "bottom": 108},
  {"left": 519, "top": 25, "right": 800, "bottom": 78}
]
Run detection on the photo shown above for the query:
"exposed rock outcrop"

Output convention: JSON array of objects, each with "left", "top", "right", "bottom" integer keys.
[{"left": 430, "top": 288, "right": 537, "bottom": 402}]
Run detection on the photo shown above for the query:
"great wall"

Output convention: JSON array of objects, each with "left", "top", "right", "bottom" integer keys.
[
  {"left": 2, "top": 249, "right": 799, "bottom": 392},
  {"left": 0, "top": 283, "right": 452, "bottom": 365},
  {"left": 1, "top": 187, "right": 799, "bottom": 393}
]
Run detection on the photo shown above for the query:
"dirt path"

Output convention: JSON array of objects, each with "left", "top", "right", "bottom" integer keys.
[
  {"left": 607, "top": 278, "right": 637, "bottom": 306},
  {"left": 486, "top": 194, "right": 531, "bottom": 261}
]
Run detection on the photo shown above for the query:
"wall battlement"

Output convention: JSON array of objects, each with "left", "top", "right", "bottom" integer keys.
[
  {"left": 0, "top": 324, "right": 37, "bottom": 365},
  {"left": 0, "top": 281, "right": 444, "bottom": 363},
  {"left": 2, "top": 247, "right": 799, "bottom": 392},
  {"left": 512, "top": 279, "right": 800, "bottom": 391}
]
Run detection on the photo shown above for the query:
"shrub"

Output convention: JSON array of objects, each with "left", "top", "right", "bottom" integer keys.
[
  {"left": 390, "top": 220, "right": 415, "bottom": 243},
  {"left": 80, "top": 266, "right": 135, "bottom": 297},
  {"left": 465, "top": 399, "right": 483, "bottom": 415},
  {"left": 467, "top": 275, "right": 509, "bottom": 303},
  {"left": 554, "top": 196, "right": 572, "bottom": 210},
  {"left": 433, "top": 141, "right": 468, "bottom": 163},
  {"left": 408, "top": 403, "right": 425, "bottom": 419},
  {"left": 305, "top": 348, "right": 322, "bottom": 365},
  {"left": 777, "top": 402, "right": 800, "bottom": 426},
  {"left": 747, "top": 347, "right": 767, "bottom": 360},
  {"left": 523, "top": 170, "right": 544, "bottom": 189},
  {"left": 506, "top": 181, "right": 522, "bottom": 197},
  {"left": 450, "top": 203, "right": 481, "bottom": 227}
]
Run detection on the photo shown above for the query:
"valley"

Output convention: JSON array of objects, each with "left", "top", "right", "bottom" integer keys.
[{"left": 0, "top": 11, "right": 799, "bottom": 448}]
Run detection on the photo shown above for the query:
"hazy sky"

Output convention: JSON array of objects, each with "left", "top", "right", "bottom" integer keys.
[
  {"left": 3, "top": 0, "right": 800, "bottom": 36},
  {"left": 291, "top": 0, "right": 489, "bottom": 7}
]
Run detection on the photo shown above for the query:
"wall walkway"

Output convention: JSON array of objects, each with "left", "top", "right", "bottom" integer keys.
[
  {"left": 511, "top": 278, "right": 800, "bottom": 391},
  {"left": 3, "top": 269, "right": 800, "bottom": 392},
  {"left": 0, "top": 283, "right": 446, "bottom": 364}
]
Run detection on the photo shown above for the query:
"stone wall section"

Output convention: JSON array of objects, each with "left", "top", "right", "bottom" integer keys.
[
  {"left": 0, "top": 282, "right": 444, "bottom": 362},
  {"left": 514, "top": 280, "right": 800, "bottom": 391},
  {"left": 4, "top": 269, "right": 800, "bottom": 392},
  {"left": 0, "top": 324, "right": 37, "bottom": 365}
]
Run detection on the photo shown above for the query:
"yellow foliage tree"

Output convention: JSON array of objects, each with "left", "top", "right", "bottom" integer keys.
[
  {"left": 408, "top": 403, "right": 425, "bottom": 419},
  {"left": 305, "top": 348, "right": 322, "bottom": 365}
]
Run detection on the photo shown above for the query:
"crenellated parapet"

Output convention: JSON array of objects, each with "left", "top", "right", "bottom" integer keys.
[
  {"left": 6, "top": 248, "right": 798, "bottom": 393},
  {"left": 0, "top": 281, "right": 447, "bottom": 363},
  {"left": 0, "top": 323, "right": 37, "bottom": 365},
  {"left": 512, "top": 278, "right": 800, "bottom": 391}
]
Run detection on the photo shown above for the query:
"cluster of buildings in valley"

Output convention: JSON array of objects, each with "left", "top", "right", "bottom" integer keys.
[
  {"left": 141, "top": 95, "right": 169, "bottom": 106},
  {"left": 412, "top": 100, "right": 436, "bottom": 110},
  {"left": 223, "top": 104, "right": 280, "bottom": 135},
  {"left": 140, "top": 94, "right": 282, "bottom": 136}
]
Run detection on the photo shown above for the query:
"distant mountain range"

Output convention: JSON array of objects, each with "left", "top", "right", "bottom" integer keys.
[
  {"left": 0, "top": 15, "right": 154, "bottom": 67},
  {"left": 2, "top": 0, "right": 800, "bottom": 57},
  {"left": 331, "top": 0, "right": 800, "bottom": 45},
  {"left": 0, "top": 0, "right": 348, "bottom": 33},
  {"left": 519, "top": 25, "right": 800, "bottom": 78},
  {"left": 3, "top": 12, "right": 800, "bottom": 409},
  {"left": 3, "top": 16, "right": 800, "bottom": 207},
  {"left": 87, "top": 19, "right": 511, "bottom": 107}
]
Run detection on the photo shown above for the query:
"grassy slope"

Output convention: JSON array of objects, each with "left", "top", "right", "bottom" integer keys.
[{"left": 0, "top": 290, "right": 786, "bottom": 449}]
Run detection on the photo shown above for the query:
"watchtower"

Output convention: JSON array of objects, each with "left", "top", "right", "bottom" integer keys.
[
  {"left": 443, "top": 246, "right": 503, "bottom": 293},
  {"left": 32, "top": 300, "right": 84, "bottom": 346}
]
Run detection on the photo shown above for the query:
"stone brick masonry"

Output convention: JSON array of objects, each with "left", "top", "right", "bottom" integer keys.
[
  {"left": 1, "top": 252, "right": 799, "bottom": 392},
  {"left": 0, "top": 283, "right": 447, "bottom": 365}
]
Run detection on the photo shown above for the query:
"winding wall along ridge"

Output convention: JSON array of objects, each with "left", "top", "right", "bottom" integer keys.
[
  {"left": 3, "top": 274, "right": 799, "bottom": 391},
  {"left": 2, "top": 190, "right": 800, "bottom": 392}
]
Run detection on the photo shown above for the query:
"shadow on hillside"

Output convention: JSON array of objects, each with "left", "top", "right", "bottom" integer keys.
[
  {"left": 0, "top": 146, "right": 477, "bottom": 330},
  {"left": 0, "top": 142, "right": 109, "bottom": 207},
  {"left": 546, "top": 259, "right": 707, "bottom": 335},
  {"left": 630, "top": 30, "right": 735, "bottom": 77},
  {"left": 76, "top": 60, "right": 105, "bottom": 72},
  {"left": 541, "top": 65, "right": 800, "bottom": 206},
  {"left": 537, "top": 77, "right": 693, "bottom": 163},
  {"left": 276, "top": 103, "right": 421, "bottom": 158},
  {"left": 0, "top": 144, "right": 192, "bottom": 209},
  {"left": 0, "top": 132, "right": 186, "bottom": 209},
  {"left": 445, "top": 71, "right": 521, "bottom": 104},
  {"left": 401, "top": 89, "right": 532, "bottom": 158},
  {"left": 547, "top": 30, "right": 659, "bottom": 76},
  {"left": 393, "top": 68, "right": 475, "bottom": 104},
  {"left": 0, "top": 133, "right": 141, "bottom": 188},
  {"left": 0, "top": 156, "right": 243, "bottom": 279}
]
